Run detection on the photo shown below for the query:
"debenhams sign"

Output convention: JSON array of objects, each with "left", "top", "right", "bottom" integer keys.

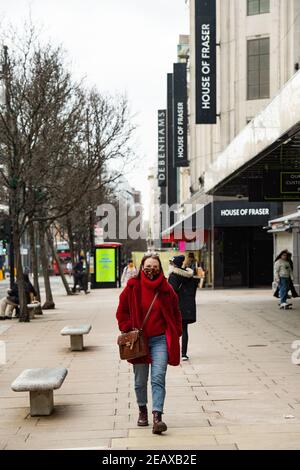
[
  {"left": 195, "top": 0, "right": 217, "bottom": 124},
  {"left": 157, "top": 110, "right": 167, "bottom": 187}
]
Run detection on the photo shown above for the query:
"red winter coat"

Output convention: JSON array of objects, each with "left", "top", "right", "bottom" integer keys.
[{"left": 116, "top": 274, "right": 182, "bottom": 366}]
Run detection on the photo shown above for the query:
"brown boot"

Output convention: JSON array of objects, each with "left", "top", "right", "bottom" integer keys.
[
  {"left": 137, "top": 405, "right": 149, "bottom": 427},
  {"left": 152, "top": 411, "right": 167, "bottom": 434}
]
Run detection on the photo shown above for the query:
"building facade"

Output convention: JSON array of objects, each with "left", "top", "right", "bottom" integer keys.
[
  {"left": 159, "top": 0, "right": 300, "bottom": 288},
  {"left": 188, "top": 0, "right": 300, "bottom": 199}
]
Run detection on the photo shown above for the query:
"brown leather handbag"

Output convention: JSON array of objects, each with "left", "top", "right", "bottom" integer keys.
[{"left": 117, "top": 293, "right": 159, "bottom": 360}]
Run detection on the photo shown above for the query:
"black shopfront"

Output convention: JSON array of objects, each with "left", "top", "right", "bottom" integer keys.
[{"left": 212, "top": 201, "right": 282, "bottom": 288}]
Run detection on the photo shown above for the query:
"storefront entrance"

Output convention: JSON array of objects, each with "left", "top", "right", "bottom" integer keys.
[{"left": 214, "top": 227, "right": 273, "bottom": 288}]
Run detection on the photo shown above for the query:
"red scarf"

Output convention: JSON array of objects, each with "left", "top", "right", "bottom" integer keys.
[
  {"left": 140, "top": 271, "right": 166, "bottom": 337},
  {"left": 140, "top": 270, "right": 165, "bottom": 289}
]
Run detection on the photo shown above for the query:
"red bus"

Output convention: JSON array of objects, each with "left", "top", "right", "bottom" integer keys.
[{"left": 52, "top": 242, "right": 72, "bottom": 275}]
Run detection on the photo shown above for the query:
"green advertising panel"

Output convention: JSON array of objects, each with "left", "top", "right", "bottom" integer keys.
[{"left": 95, "top": 248, "right": 116, "bottom": 283}]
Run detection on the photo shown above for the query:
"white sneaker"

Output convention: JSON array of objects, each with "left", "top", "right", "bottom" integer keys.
[{"left": 182, "top": 355, "right": 189, "bottom": 361}]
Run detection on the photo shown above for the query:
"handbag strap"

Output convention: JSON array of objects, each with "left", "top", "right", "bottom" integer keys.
[{"left": 140, "top": 292, "right": 159, "bottom": 332}]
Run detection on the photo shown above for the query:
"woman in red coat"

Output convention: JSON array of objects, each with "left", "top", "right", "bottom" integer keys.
[{"left": 116, "top": 254, "right": 182, "bottom": 434}]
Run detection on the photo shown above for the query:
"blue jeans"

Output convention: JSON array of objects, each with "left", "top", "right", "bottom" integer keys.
[
  {"left": 279, "top": 277, "right": 290, "bottom": 304},
  {"left": 133, "top": 335, "right": 168, "bottom": 413}
]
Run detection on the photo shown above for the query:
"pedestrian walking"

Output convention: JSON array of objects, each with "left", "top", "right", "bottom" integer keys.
[
  {"left": 121, "top": 259, "right": 138, "bottom": 287},
  {"left": 168, "top": 255, "right": 198, "bottom": 361},
  {"left": 197, "top": 263, "right": 206, "bottom": 289},
  {"left": 274, "top": 251, "right": 294, "bottom": 309},
  {"left": 121, "top": 258, "right": 127, "bottom": 273},
  {"left": 116, "top": 254, "right": 182, "bottom": 435},
  {"left": 66, "top": 261, "right": 73, "bottom": 278},
  {"left": 72, "top": 257, "right": 88, "bottom": 294},
  {"left": 184, "top": 252, "right": 198, "bottom": 274},
  {"left": 286, "top": 251, "right": 299, "bottom": 298},
  {"left": 274, "top": 251, "right": 298, "bottom": 300}
]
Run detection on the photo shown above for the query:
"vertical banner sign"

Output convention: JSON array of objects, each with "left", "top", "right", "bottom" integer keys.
[
  {"left": 167, "top": 73, "right": 177, "bottom": 207},
  {"left": 167, "top": 73, "right": 178, "bottom": 221},
  {"left": 195, "top": 0, "right": 217, "bottom": 124},
  {"left": 157, "top": 110, "right": 167, "bottom": 187},
  {"left": 173, "top": 63, "right": 189, "bottom": 168}
]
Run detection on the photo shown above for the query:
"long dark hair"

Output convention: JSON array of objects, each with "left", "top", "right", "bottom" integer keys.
[
  {"left": 136, "top": 254, "right": 164, "bottom": 279},
  {"left": 275, "top": 250, "right": 288, "bottom": 262}
]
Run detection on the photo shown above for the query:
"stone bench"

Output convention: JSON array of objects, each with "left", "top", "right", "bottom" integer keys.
[
  {"left": 27, "top": 302, "right": 41, "bottom": 319},
  {"left": 11, "top": 302, "right": 41, "bottom": 319},
  {"left": 61, "top": 324, "right": 92, "bottom": 351},
  {"left": 11, "top": 368, "right": 68, "bottom": 416}
]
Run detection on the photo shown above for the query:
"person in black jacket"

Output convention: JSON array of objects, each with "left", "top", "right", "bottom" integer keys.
[
  {"left": 72, "top": 257, "right": 89, "bottom": 294},
  {"left": 168, "top": 255, "right": 198, "bottom": 361},
  {"left": 23, "top": 273, "right": 38, "bottom": 304}
]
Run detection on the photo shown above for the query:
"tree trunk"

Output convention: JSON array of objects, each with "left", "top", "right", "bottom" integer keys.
[
  {"left": 88, "top": 209, "right": 94, "bottom": 280},
  {"left": 39, "top": 222, "right": 55, "bottom": 309},
  {"left": 28, "top": 221, "right": 43, "bottom": 315},
  {"left": 66, "top": 218, "right": 76, "bottom": 265},
  {"left": 47, "top": 229, "right": 73, "bottom": 296},
  {"left": 13, "top": 223, "right": 29, "bottom": 322},
  {"left": 82, "top": 241, "right": 90, "bottom": 290},
  {"left": 89, "top": 208, "right": 95, "bottom": 249}
]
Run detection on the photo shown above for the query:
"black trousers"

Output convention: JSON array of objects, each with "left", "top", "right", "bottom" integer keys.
[
  {"left": 73, "top": 273, "right": 84, "bottom": 291},
  {"left": 182, "top": 322, "right": 189, "bottom": 357}
]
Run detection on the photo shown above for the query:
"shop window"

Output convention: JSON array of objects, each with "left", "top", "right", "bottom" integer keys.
[
  {"left": 247, "top": 0, "right": 270, "bottom": 16},
  {"left": 247, "top": 38, "right": 270, "bottom": 100}
]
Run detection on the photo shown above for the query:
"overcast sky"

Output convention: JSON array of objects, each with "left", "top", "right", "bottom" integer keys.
[{"left": 1, "top": 0, "right": 189, "bottom": 218}]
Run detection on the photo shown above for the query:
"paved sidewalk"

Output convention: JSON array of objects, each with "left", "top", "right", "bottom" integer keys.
[{"left": 1, "top": 286, "right": 300, "bottom": 450}]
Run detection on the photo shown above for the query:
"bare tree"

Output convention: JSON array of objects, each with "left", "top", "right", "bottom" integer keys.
[{"left": 0, "top": 26, "right": 136, "bottom": 319}]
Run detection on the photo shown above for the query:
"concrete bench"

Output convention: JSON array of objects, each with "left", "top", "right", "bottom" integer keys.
[
  {"left": 61, "top": 324, "right": 92, "bottom": 351},
  {"left": 27, "top": 302, "right": 41, "bottom": 319},
  {"left": 11, "top": 368, "right": 68, "bottom": 416},
  {"left": 11, "top": 302, "right": 41, "bottom": 319}
]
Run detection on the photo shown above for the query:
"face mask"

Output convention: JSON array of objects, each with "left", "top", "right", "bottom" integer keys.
[{"left": 143, "top": 267, "right": 160, "bottom": 280}]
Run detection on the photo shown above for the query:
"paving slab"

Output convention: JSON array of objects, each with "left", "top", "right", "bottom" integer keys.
[
  {"left": 110, "top": 435, "right": 217, "bottom": 449},
  {"left": 1, "top": 286, "right": 300, "bottom": 449}
]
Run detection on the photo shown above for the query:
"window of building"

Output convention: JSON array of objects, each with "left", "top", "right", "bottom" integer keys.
[
  {"left": 247, "top": 0, "right": 270, "bottom": 16},
  {"left": 247, "top": 38, "right": 270, "bottom": 100}
]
